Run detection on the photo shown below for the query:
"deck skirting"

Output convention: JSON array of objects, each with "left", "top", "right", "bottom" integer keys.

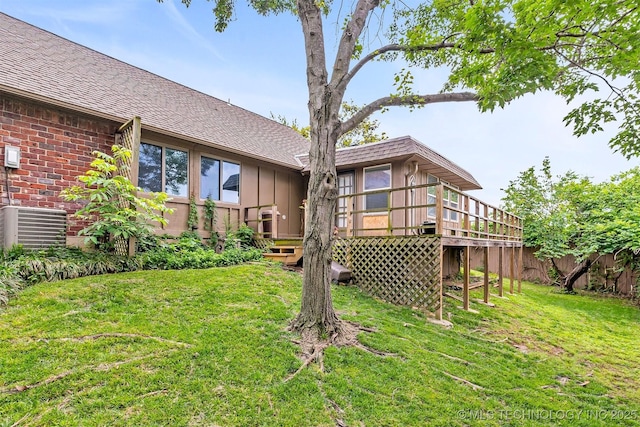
[{"left": 333, "top": 235, "right": 443, "bottom": 317}]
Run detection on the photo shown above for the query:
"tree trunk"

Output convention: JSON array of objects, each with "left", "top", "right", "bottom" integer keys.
[
  {"left": 291, "top": 95, "right": 343, "bottom": 338},
  {"left": 291, "top": 0, "right": 372, "bottom": 342},
  {"left": 563, "top": 259, "right": 591, "bottom": 293}
]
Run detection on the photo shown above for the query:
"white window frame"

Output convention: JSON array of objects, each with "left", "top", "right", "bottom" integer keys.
[
  {"left": 363, "top": 164, "right": 391, "bottom": 212},
  {"left": 336, "top": 171, "right": 355, "bottom": 227},
  {"left": 426, "top": 174, "right": 460, "bottom": 222}
]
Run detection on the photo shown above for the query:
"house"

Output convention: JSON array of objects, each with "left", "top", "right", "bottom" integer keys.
[
  {"left": 0, "top": 12, "right": 308, "bottom": 246},
  {"left": 0, "top": 13, "right": 522, "bottom": 319}
]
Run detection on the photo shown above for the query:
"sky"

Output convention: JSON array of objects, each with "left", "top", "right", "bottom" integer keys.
[{"left": 0, "top": 0, "right": 636, "bottom": 207}]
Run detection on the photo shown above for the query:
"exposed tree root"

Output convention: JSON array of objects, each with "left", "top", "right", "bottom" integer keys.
[
  {"left": 435, "top": 352, "right": 473, "bottom": 365},
  {"left": 1, "top": 352, "right": 172, "bottom": 394},
  {"left": 354, "top": 342, "right": 397, "bottom": 357},
  {"left": 12, "top": 333, "right": 193, "bottom": 348},
  {"left": 442, "top": 371, "right": 484, "bottom": 391},
  {"left": 285, "top": 319, "right": 395, "bottom": 383},
  {"left": 1, "top": 370, "right": 74, "bottom": 394}
]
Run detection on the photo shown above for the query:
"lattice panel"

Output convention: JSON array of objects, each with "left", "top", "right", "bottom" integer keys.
[
  {"left": 253, "top": 238, "right": 275, "bottom": 250},
  {"left": 113, "top": 119, "right": 138, "bottom": 256},
  {"left": 333, "top": 236, "right": 442, "bottom": 312},
  {"left": 118, "top": 121, "right": 135, "bottom": 181}
]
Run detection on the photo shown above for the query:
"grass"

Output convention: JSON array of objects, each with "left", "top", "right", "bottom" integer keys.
[{"left": 1, "top": 263, "right": 640, "bottom": 426}]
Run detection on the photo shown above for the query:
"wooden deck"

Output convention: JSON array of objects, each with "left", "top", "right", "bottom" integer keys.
[
  {"left": 334, "top": 182, "right": 523, "bottom": 249},
  {"left": 249, "top": 184, "right": 523, "bottom": 321}
]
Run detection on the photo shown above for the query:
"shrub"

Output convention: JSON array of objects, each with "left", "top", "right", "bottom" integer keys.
[
  {"left": 0, "top": 264, "right": 22, "bottom": 305},
  {"left": 61, "top": 145, "right": 174, "bottom": 255},
  {"left": 0, "top": 240, "right": 264, "bottom": 306}
]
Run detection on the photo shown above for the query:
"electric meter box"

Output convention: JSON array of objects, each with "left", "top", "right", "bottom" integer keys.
[{"left": 4, "top": 146, "right": 20, "bottom": 168}]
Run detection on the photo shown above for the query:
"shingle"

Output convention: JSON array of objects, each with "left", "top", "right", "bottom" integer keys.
[
  {"left": 0, "top": 13, "right": 310, "bottom": 169},
  {"left": 295, "top": 136, "right": 482, "bottom": 190}
]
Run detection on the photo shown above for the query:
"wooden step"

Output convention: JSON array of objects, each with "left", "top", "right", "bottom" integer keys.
[{"left": 264, "top": 245, "right": 303, "bottom": 265}]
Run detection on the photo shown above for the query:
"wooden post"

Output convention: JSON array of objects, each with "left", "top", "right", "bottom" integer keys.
[
  {"left": 346, "top": 195, "right": 353, "bottom": 237},
  {"left": 518, "top": 246, "right": 523, "bottom": 293},
  {"left": 387, "top": 190, "right": 392, "bottom": 234},
  {"left": 509, "top": 246, "right": 515, "bottom": 294},
  {"left": 498, "top": 246, "right": 504, "bottom": 297},
  {"left": 483, "top": 247, "right": 490, "bottom": 304},
  {"left": 271, "top": 204, "right": 278, "bottom": 239},
  {"left": 464, "top": 194, "right": 470, "bottom": 237},
  {"left": 463, "top": 246, "right": 470, "bottom": 310},
  {"left": 435, "top": 184, "right": 444, "bottom": 235},
  {"left": 483, "top": 205, "right": 489, "bottom": 240},
  {"left": 436, "top": 245, "right": 443, "bottom": 321},
  {"left": 130, "top": 116, "right": 141, "bottom": 185}
]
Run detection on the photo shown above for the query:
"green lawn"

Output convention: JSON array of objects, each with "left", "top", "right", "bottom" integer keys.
[{"left": 1, "top": 262, "right": 640, "bottom": 426}]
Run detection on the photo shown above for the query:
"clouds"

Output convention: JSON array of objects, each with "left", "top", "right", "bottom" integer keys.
[{"left": 159, "top": 0, "right": 225, "bottom": 61}]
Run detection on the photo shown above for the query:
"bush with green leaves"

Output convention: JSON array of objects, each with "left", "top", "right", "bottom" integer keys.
[
  {"left": 61, "top": 145, "right": 174, "bottom": 255},
  {"left": 0, "top": 241, "right": 265, "bottom": 306},
  {"left": 224, "top": 223, "right": 255, "bottom": 250}
]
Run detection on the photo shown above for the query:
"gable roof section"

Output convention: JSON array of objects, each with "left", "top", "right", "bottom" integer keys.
[
  {"left": 296, "top": 136, "right": 482, "bottom": 190},
  {"left": 0, "top": 13, "right": 309, "bottom": 169}
]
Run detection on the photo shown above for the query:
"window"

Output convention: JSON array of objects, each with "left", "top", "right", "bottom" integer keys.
[
  {"left": 427, "top": 174, "right": 438, "bottom": 218},
  {"left": 363, "top": 164, "right": 391, "bottom": 211},
  {"left": 138, "top": 143, "right": 188, "bottom": 197},
  {"left": 200, "top": 156, "right": 240, "bottom": 203},
  {"left": 426, "top": 174, "right": 459, "bottom": 221},
  {"left": 446, "top": 189, "right": 459, "bottom": 221},
  {"left": 200, "top": 157, "right": 220, "bottom": 201},
  {"left": 336, "top": 171, "right": 354, "bottom": 227}
]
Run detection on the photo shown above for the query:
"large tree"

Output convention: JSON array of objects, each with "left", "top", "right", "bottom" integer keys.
[{"left": 163, "top": 0, "right": 639, "bottom": 352}]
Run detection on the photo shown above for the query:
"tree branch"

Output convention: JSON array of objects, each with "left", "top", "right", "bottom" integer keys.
[
  {"left": 340, "top": 92, "right": 479, "bottom": 135},
  {"left": 297, "top": 0, "right": 329, "bottom": 99},
  {"left": 341, "top": 42, "right": 495, "bottom": 92},
  {"left": 330, "top": 0, "right": 381, "bottom": 94}
]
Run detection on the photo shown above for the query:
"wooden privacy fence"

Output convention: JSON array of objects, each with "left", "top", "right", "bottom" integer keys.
[{"left": 333, "top": 235, "right": 443, "bottom": 318}]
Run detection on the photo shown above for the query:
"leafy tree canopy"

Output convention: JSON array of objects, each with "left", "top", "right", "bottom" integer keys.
[
  {"left": 166, "top": 0, "right": 640, "bottom": 158},
  {"left": 502, "top": 159, "right": 640, "bottom": 290}
]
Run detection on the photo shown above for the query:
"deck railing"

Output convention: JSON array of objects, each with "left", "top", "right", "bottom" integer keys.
[
  {"left": 336, "top": 182, "right": 523, "bottom": 243},
  {"left": 244, "top": 204, "right": 279, "bottom": 239}
]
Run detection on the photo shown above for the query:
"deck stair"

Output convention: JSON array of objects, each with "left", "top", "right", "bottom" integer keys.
[{"left": 263, "top": 245, "right": 303, "bottom": 266}]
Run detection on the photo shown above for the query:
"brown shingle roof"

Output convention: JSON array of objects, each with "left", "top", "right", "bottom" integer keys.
[
  {"left": 296, "top": 136, "right": 482, "bottom": 190},
  {"left": 0, "top": 12, "right": 310, "bottom": 169}
]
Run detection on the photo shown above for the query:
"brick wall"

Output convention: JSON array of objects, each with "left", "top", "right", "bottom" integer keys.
[{"left": 0, "top": 93, "right": 119, "bottom": 236}]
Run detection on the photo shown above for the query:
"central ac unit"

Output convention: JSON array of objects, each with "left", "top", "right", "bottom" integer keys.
[{"left": 0, "top": 206, "right": 67, "bottom": 249}]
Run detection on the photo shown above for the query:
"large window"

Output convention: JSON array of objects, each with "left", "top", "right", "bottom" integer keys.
[
  {"left": 200, "top": 156, "right": 240, "bottom": 204},
  {"left": 363, "top": 164, "right": 391, "bottom": 211},
  {"left": 138, "top": 143, "right": 188, "bottom": 197}
]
